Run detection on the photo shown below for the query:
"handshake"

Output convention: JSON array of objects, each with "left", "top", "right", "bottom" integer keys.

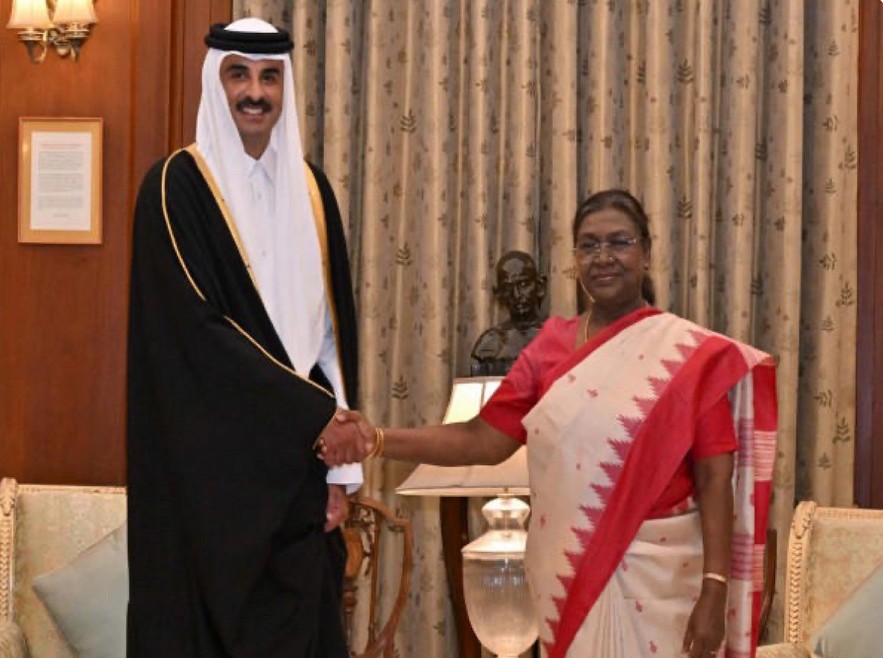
[{"left": 314, "top": 409, "right": 382, "bottom": 466}]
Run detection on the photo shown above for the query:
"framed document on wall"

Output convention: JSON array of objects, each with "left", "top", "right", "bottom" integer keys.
[{"left": 18, "top": 117, "right": 103, "bottom": 245}]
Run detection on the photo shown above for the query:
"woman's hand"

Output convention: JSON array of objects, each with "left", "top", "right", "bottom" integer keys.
[
  {"left": 315, "top": 409, "right": 374, "bottom": 465},
  {"left": 689, "top": 447, "right": 734, "bottom": 657},
  {"left": 682, "top": 580, "right": 727, "bottom": 657}
]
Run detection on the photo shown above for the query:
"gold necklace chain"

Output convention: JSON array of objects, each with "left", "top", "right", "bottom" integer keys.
[{"left": 584, "top": 300, "right": 649, "bottom": 343}]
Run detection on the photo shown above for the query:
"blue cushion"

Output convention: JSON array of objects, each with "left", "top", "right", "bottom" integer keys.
[
  {"left": 811, "top": 561, "right": 883, "bottom": 658},
  {"left": 32, "top": 522, "right": 128, "bottom": 658}
]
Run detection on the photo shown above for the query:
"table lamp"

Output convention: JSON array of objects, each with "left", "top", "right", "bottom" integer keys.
[{"left": 397, "top": 376, "right": 538, "bottom": 658}]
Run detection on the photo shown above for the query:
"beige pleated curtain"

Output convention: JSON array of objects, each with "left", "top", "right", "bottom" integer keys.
[{"left": 234, "top": 0, "right": 857, "bottom": 652}]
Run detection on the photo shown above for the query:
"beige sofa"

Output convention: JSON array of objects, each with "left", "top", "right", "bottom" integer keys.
[
  {"left": 758, "top": 501, "right": 883, "bottom": 658},
  {"left": 0, "top": 478, "right": 126, "bottom": 658}
]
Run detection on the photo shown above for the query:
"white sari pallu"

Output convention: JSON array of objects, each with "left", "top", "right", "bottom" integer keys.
[{"left": 522, "top": 309, "right": 777, "bottom": 658}]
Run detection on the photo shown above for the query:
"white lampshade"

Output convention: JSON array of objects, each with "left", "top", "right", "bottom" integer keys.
[
  {"left": 51, "top": 0, "right": 97, "bottom": 24},
  {"left": 442, "top": 377, "right": 502, "bottom": 423},
  {"left": 7, "top": 0, "right": 53, "bottom": 29},
  {"left": 396, "top": 376, "right": 530, "bottom": 497},
  {"left": 397, "top": 444, "right": 529, "bottom": 497}
]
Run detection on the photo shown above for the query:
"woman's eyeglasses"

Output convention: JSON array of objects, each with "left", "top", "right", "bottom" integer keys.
[{"left": 573, "top": 236, "right": 641, "bottom": 259}]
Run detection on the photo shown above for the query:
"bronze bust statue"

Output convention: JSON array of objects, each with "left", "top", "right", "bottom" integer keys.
[{"left": 470, "top": 251, "right": 547, "bottom": 376}]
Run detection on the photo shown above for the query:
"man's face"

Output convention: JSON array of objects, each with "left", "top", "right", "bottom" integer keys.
[
  {"left": 220, "top": 54, "right": 284, "bottom": 159},
  {"left": 497, "top": 256, "right": 541, "bottom": 321}
]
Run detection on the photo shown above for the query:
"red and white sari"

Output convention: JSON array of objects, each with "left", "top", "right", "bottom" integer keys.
[{"left": 521, "top": 310, "right": 777, "bottom": 658}]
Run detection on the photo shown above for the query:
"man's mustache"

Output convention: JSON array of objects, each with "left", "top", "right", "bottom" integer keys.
[{"left": 236, "top": 98, "right": 272, "bottom": 112}]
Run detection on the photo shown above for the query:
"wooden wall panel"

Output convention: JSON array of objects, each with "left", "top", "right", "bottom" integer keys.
[
  {"left": 0, "top": 0, "right": 230, "bottom": 486},
  {"left": 170, "top": 0, "right": 232, "bottom": 148},
  {"left": 856, "top": 0, "right": 883, "bottom": 508}
]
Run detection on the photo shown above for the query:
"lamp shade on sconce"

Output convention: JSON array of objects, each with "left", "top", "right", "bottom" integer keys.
[
  {"left": 52, "top": 0, "right": 97, "bottom": 25},
  {"left": 7, "top": 0, "right": 97, "bottom": 62},
  {"left": 7, "top": 0, "right": 53, "bottom": 29}
]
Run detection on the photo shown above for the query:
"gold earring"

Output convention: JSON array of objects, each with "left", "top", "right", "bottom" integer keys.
[{"left": 578, "top": 277, "right": 594, "bottom": 303}]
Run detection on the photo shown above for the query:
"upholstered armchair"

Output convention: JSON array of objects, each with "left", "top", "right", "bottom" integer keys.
[
  {"left": 0, "top": 478, "right": 127, "bottom": 658},
  {"left": 1, "top": 480, "right": 414, "bottom": 658},
  {"left": 758, "top": 502, "right": 883, "bottom": 658}
]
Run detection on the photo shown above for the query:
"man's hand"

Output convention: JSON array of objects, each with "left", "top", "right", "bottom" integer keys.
[
  {"left": 315, "top": 408, "right": 375, "bottom": 466},
  {"left": 324, "top": 484, "right": 350, "bottom": 532}
]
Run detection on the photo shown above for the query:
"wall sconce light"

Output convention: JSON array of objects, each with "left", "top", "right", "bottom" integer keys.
[{"left": 7, "top": 0, "right": 98, "bottom": 64}]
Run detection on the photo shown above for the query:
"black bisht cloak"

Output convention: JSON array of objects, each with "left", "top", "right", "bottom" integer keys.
[{"left": 126, "top": 148, "right": 358, "bottom": 658}]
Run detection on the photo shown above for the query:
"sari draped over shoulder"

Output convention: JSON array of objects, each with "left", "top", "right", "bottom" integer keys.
[{"left": 522, "top": 310, "right": 777, "bottom": 658}]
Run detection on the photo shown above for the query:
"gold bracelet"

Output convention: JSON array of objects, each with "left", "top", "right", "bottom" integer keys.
[
  {"left": 375, "top": 426, "right": 385, "bottom": 458},
  {"left": 702, "top": 571, "right": 729, "bottom": 585},
  {"left": 367, "top": 426, "right": 385, "bottom": 459}
]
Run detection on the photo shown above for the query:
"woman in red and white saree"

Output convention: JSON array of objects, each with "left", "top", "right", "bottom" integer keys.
[
  {"left": 480, "top": 306, "right": 776, "bottom": 658},
  {"left": 356, "top": 189, "right": 777, "bottom": 658}
]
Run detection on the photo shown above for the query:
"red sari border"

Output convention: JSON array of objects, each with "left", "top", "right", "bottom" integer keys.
[{"left": 525, "top": 312, "right": 776, "bottom": 658}]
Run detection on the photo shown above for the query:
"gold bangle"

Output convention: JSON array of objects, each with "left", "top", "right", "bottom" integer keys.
[
  {"left": 376, "top": 426, "right": 385, "bottom": 458},
  {"left": 703, "top": 571, "right": 728, "bottom": 585},
  {"left": 367, "top": 426, "right": 385, "bottom": 459}
]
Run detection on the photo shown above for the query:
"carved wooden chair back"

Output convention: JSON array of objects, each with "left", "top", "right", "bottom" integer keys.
[{"left": 342, "top": 496, "right": 413, "bottom": 658}]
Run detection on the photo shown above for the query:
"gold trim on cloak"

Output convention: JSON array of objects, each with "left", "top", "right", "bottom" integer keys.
[
  {"left": 160, "top": 147, "right": 332, "bottom": 398},
  {"left": 303, "top": 165, "right": 349, "bottom": 400}
]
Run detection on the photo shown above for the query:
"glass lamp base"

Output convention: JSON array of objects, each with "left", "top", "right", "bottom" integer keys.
[
  {"left": 462, "top": 497, "right": 538, "bottom": 658},
  {"left": 463, "top": 556, "right": 538, "bottom": 657}
]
